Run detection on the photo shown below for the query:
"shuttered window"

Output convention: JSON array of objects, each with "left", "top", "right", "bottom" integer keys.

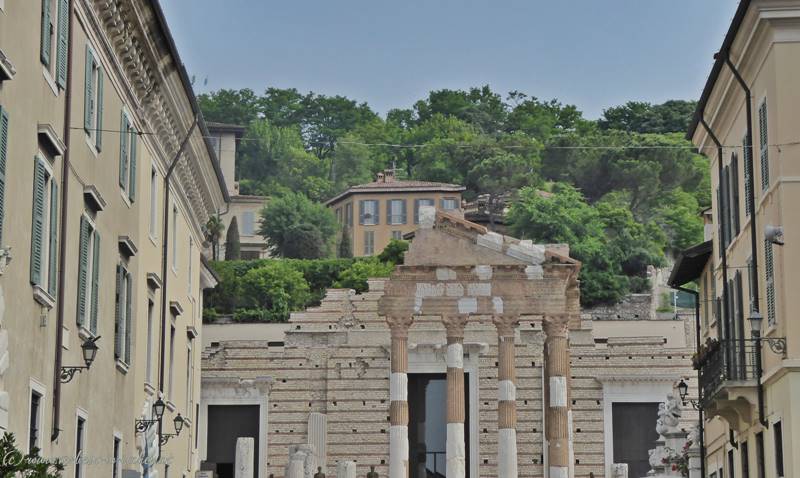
[
  {"left": 387, "top": 199, "right": 407, "bottom": 225},
  {"left": 55, "top": 0, "right": 68, "bottom": 88},
  {"left": 758, "top": 100, "right": 769, "bottom": 190},
  {"left": 364, "top": 231, "right": 374, "bottom": 256},
  {"left": 764, "top": 239, "right": 776, "bottom": 327},
  {"left": 29, "top": 156, "right": 57, "bottom": 296},
  {"left": 114, "top": 263, "right": 133, "bottom": 365},
  {"left": 41, "top": 0, "right": 68, "bottom": 87},
  {"left": 40, "top": 0, "right": 52, "bottom": 67},
  {"left": 743, "top": 135, "right": 752, "bottom": 216},
  {"left": 729, "top": 152, "right": 740, "bottom": 236},
  {"left": 0, "top": 106, "right": 8, "bottom": 246},
  {"left": 359, "top": 200, "right": 379, "bottom": 225},
  {"left": 84, "top": 45, "right": 104, "bottom": 150},
  {"left": 76, "top": 214, "right": 100, "bottom": 333},
  {"left": 118, "top": 112, "right": 137, "bottom": 201}
]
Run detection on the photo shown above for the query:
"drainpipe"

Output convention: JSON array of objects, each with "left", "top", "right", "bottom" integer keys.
[
  {"left": 673, "top": 286, "right": 705, "bottom": 478},
  {"left": 51, "top": 0, "right": 75, "bottom": 442},
  {"left": 719, "top": 51, "right": 767, "bottom": 428}
]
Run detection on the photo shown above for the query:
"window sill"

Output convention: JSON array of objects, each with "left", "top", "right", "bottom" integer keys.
[
  {"left": 119, "top": 189, "right": 132, "bottom": 209},
  {"left": 32, "top": 285, "right": 55, "bottom": 310},
  {"left": 166, "top": 400, "right": 176, "bottom": 413},
  {"left": 148, "top": 234, "right": 158, "bottom": 248},
  {"left": 115, "top": 360, "right": 129, "bottom": 374},
  {"left": 41, "top": 65, "right": 58, "bottom": 97},
  {"left": 84, "top": 134, "right": 100, "bottom": 158},
  {"left": 78, "top": 326, "right": 94, "bottom": 342}
]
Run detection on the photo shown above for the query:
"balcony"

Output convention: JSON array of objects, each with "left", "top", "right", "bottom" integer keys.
[{"left": 697, "top": 339, "right": 758, "bottom": 430}]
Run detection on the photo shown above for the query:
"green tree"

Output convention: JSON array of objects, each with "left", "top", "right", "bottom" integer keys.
[
  {"left": 414, "top": 85, "right": 507, "bottom": 133},
  {"left": 240, "top": 262, "right": 311, "bottom": 320},
  {"left": 198, "top": 88, "right": 261, "bottom": 125},
  {"left": 467, "top": 150, "right": 538, "bottom": 227},
  {"left": 259, "top": 192, "right": 337, "bottom": 258},
  {"left": 599, "top": 100, "right": 698, "bottom": 134},
  {"left": 204, "top": 215, "right": 225, "bottom": 261},
  {"left": 333, "top": 259, "right": 395, "bottom": 293},
  {"left": 378, "top": 239, "right": 409, "bottom": 265},
  {"left": 338, "top": 228, "right": 353, "bottom": 258},
  {"left": 0, "top": 432, "right": 64, "bottom": 478},
  {"left": 224, "top": 216, "right": 241, "bottom": 260}
]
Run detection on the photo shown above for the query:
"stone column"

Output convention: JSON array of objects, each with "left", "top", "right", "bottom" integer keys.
[
  {"left": 443, "top": 314, "right": 469, "bottom": 478},
  {"left": 336, "top": 461, "right": 356, "bottom": 478},
  {"left": 235, "top": 437, "right": 255, "bottom": 478},
  {"left": 387, "top": 315, "right": 414, "bottom": 478},
  {"left": 543, "top": 315, "right": 571, "bottom": 478},
  {"left": 493, "top": 314, "right": 519, "bottom": 478}
]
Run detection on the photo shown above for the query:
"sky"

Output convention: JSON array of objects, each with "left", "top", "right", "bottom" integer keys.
[{"left": 160, "top": 0, "right": 739, "bottom": 119}]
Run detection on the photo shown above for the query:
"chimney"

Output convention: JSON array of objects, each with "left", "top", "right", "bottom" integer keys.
[
  {"left": 383, "top": 169, "right": 395, "bottom": 182},
  {"left": 376, "top": 172, "right": 385, "bottom": 182}
]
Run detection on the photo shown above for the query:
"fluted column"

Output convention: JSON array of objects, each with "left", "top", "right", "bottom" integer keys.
[
  {"left": 387, "top": 315, "right": 414, "bottom": 478},
  {"left": 544, "top": 315, "right": 571, "bottom": 478},
  {"left": 493, "top": 314, "right": 520, "bottom": 478},
  {"left": 443, "top": 314, "right": 469, "bottom": 478}
]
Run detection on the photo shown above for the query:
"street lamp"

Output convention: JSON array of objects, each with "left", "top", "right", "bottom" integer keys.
[
  {"left": 135, "top": 398, "right": 167, "bottom": 432},
  {"left": 677, "top": 379, "right": 701, "bottom": 410},
  {"left": 60, "top": 336, "right": 101, "bottom": 383},
  {"left": 159, "top": 413, "right": 185, "bottom": 445},
  {"left": 748, "top": 310, "right": 787, "bottom": 355}
]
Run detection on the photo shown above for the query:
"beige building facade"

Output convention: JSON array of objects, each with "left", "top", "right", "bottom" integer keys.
[
  {"left": 0, "top": 1, "right": 226, "bottom": 478},
  {"left": 201, "top": 211, "right": 697, "bottom": 478},
  {"left": 325, "top": 171, "right": 465, "bottom": 257},
  {"left": 682, "top": 1, "right": 800, "bottom": 476}
]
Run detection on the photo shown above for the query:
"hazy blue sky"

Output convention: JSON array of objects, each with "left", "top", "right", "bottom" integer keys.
[{"left": 160, "top": 0, "right": 738, "bottom": 119}]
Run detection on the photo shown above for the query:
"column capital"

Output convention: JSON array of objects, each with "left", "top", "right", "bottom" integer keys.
[
  {"left": 492, "top": 314, "right": 520, "bottom": 337},
  {"left": 442, "top": 314, "right": 470, "bottom": 339},
  {"left": 386, "top": 316, "right": 414, "bottom": 338},
  {"left": 542, "top": 314, "right": 570, "bottom": 337}
]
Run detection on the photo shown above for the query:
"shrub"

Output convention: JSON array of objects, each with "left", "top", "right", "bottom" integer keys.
[
  {"left": 334, "top": 259, "right": 395, "bottom": 293},
  {"left": 224, "top": 216, "right": 241, "bottom": 260},
  {"left": 378, "top": 239, "right": 409, "bottom": 265},
  {"left": 240, "top": 262, "right": 311, "bottom": 321}
]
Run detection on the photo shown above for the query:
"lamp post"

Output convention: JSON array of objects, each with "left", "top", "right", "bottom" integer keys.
[{"left": 60, "top": 336, "right": 100, "bottom": 383}]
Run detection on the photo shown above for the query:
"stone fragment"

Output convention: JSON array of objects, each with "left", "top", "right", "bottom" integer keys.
[{"left": 235, "top": 437, "right": 254, "bottom": 478}]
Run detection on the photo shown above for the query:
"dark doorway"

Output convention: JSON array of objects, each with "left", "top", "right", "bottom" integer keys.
[
  {"left": 612, "top": 402, "right": 659, "bottom": 478},
  {"left": 408, "top": 373, "right": 470, "bottom": 478},
  {"left": 205, "top": 405, "right": 260, "bottom": 478}
]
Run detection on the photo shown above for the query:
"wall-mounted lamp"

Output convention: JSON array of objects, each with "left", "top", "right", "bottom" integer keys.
[
  {"left": 135, "top": 398, "right": 166, "bottom": 432},
  {"left": 159, "top": 413, "right": 185, "bottom": 445},
  {"left": 677, "top": 379, "right": 701, "bottom": 410},
  {"left": 60, "top": 336, "right": 100, "bottom": 383}
]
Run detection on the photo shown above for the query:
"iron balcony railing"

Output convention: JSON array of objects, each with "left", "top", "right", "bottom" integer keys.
[{"left": 698, "top": 339, "right": 758, "bottom": 408}]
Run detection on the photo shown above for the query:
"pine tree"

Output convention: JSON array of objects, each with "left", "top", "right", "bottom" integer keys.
[
  {"left": 225, "top": 216, "right": 241, "bottom": 260},
  {"left": 338, "top": 227, "right": 353, "bottom": 258}
]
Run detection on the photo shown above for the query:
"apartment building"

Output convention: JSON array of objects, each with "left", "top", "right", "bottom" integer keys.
[
  {"left": 675, "top": 1, "right": 799, "bottom": 476},
  {"left": 0, "top": 2, "right": 227, "bottom": 478},
  {"left": 206, "top": 122, "right": 269, "bottom": 260},
  {"left": 325, "top": 170, "right": 465, "bottom": 256}
]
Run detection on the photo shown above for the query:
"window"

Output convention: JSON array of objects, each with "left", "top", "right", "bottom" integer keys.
[
  {"left": 774, "top": 421, "right": 784, "bottom": 477},
  {"left": 149, "top": 168, "right": 158, "bottom": 237},
  {"left": 741, "top": 440, "right": 750, "bottom": 478},
  {"left": 387, "top": 199, "right": 407, "bottom": 225},
  {"left": 207, "top": 136, "right": 221, "bottom": 159},
  {"left": 765, "top": 239, "right": 776, "bottom": 328},
  {"left": 83, "top": 45, "right": 104, "bottom": 150},
  {"left": 242, "top": 211, "right": 255, "bottom": 236},
  {"left": 345, "top": 203, "right": 353, "bottom": 227},
  {"left": 188, "top": 238, "right": 193, "bottom": 295},
  {"left": 146, "top": 299, "right": 155, "bottom": 385},
  {"left": 76, "top": 215, "right": 100, "bottom": 333},
  {"left": 29, "top": 155, "right": 58, "bottom": 298},
  {"left": 168, "top": 324, "right": 175, "bottom": 399},
  {"left": 335, "top": 207, "right": 342, "bottom": 224},
  {"left": 114, "top": 263, "right": 132, "bottom": 365},
  {"left": 75, "top": 415, "right": 86, "bottom": 478},
  {"left": 728, "top": 449, "right": 736, "bottom": 478},
  {"left": 0, "top": 106, "right": 9, "bottom": 246},
  {"left": 28, "top": 390, "right": 43, "bottom": 453},
  {"left": 743, "top": 134, "right": 753, "bottom": 216},
  {"left": 171, "top": 206, "right": 178, "bottom": 269},
  {"left": 755, "top": 432, "right": 765, "bottom": 478},
  {"left": 758, "top": 100, "right": 769, "bottom": 190},
  {"left": 728, "top": 153, "right": 740, "bottom": 236},
  {"left": 40, "top": 0, "right": 69, "bottom": 88},
  {"left": 363, "top": 231, "right": 374, "bottom": 256},
  {"left": 119, "top": 111, "right": 138, "bottom": 201},
  {"left": 359, "top": 200, "right": 379, "bottom": 225},
  {"left": 392, "top": 230, "right": 403, "bottom": 241},
  {"left": 440, "top": 197, "right": 459, "bottom": 210},
  {"left": 112, "top": 435, "right": 121, "bottom": 478},
  {"left": 414, "top": 198, "right": 434, "bottom": 224},
  {"left": 186, "top": 343, "right": 193, "bottom": 410}
]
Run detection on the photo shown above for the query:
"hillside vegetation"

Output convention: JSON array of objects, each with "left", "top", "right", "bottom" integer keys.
[{"left": 200, "top": 87, "right": 707, "bottom": 307}]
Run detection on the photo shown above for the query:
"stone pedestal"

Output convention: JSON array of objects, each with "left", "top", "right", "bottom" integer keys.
[
  {"left": 235, "top": 438, "right": 255, "bottom": 478},
  {"left": 285, "top": 445, "right": 316, "bottom": 478},
  {"left": 611, "top": 463, "right": 628, "bottom": 478},
  {"left": 335, "top": 461, "right": 356, "bottom": 478},
  {"left": 308, "top": 413, "right": 328, "bottom": 473}
]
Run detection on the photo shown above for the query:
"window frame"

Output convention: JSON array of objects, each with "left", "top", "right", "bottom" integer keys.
[
  {"left": 387, "top": 199, "right": 407, "bottom": 225},
  {"left": 415, "top": 198, "right": 435, "bottom": 224},
  {"left": 27, "top": 380, "right": 46, "bottom": 454},
  {"left": 145, "top": 298, "right": 155, "bottom": 387},
  {"left": 75, "top": 409, "right": 88, "bottom": 478},
  {"left": 241, "top": 211, "right": 256, "bottom": 236},
  {"left": 83, "top": 44, "right": 103, "bottom": 151},
  {"left": 119, "top": 109, "right": 138, "bottom": 202},
  {"left": 440, "top": 197, "right": 459, "bottom": 210},
  {"left": 149, "top": 167, "right": 158, "bottom": 239},
  {"left": 363, "top": 230, "right": 375, "bottom": 256},
  {"left": 30, "top": 154, "right": 56, "bottom": 296},
  {"left": 359, "top": 199, "right": 379, "bottom": 226},
  {"left": 114, "top": 261, "right": 132, "bottom": 367},
  {"left": 76, "top": 212, "right": 100, "bottom": 335},
  {"left": 774, "top": 421, "right": 784, "bottom": 477}
]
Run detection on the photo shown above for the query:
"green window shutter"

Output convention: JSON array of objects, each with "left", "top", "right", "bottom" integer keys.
[
  {"left": 55, "top": 0, "right": 69, "bottom": 88},
  {"left": 95, "top": 66, "right": 104, "bottom": 150},
  {"left": 716, "top": 187, "right": 723, "bottom": 259},
  {"left": 90, "top": 230, "right": 100, "bottom": 334},
  {"left": 730, "top": 153, "right": 740, "bottom": 235},
  {"left": 374, "top": 200, "right": 379, "bottom": 225},
  {"left": 359, "top": 201, "right": 365, "bottom": 225},
  {"left": 124, "top": 271, "right": 132, "bottom": 364},
  {"left": 114, "top": 264, "right": 122, "bottom": 359},
  {"left": 76, "top": 216, "right": 89, "bottom": 326},
  {"left": 743, "top": 135, "right": 752, "bottom": 216},
  {"left": 401, "top": 199, "right": 407, "bottom": 224},
  {"left": 40, "top": 0, "right": 52, "bottom": 67},
  {"left": 83, "top": 46, "right": 94, "bottom": 132},
  {"left": 128, "top": 128, "right": 137, "bottom": 202},
  {"left": 119, "top": 112, "right": 128, "bottom": 189},
  {"left": 765, "top": 239, "right": 776, "bottom": 327},
  {"left": 30, "top": 158, "right": 47, "bottom": 286},
  {"left": 759, "top": 101, "right": 769, "bottom": 190},
  {"left": 48, "top": 180, "right": 58, "bottom": 296},
  {"left": 0, "top": 107, "right": 8, "bottom": 246}
]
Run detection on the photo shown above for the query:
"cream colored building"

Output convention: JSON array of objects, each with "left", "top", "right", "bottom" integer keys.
[
  {"left": 326, "top": 171, "right": 465, "bottom": 257},
  {"left": 680, "top": 0, "right": 800, "bottom": 476},
  {"left": 0, "top": 1, "right": 226, "bottom": 478},
  {"left": 206, "top": 122, "right": 269, "bottom": 260}
]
